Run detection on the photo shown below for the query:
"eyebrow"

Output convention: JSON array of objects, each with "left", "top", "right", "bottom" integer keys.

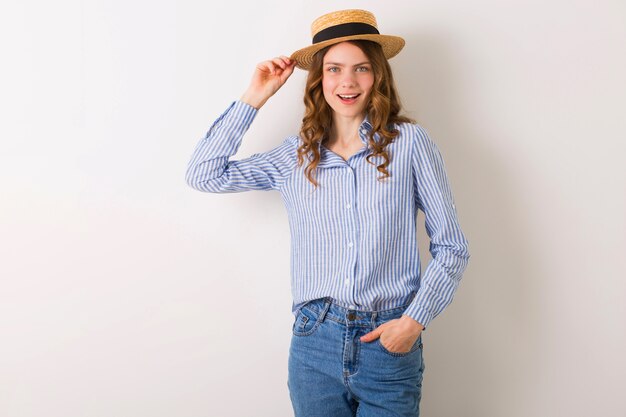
[{"left": 323, "top": 61, "right": 371, "bottom": 66}]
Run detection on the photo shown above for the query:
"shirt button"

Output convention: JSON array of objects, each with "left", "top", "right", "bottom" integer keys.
[
  {"left": 344, "top": 278, "right": 350, "bottom": 286},
  {"left": 348, "top": 242, "right": 353, "bottom": 248},
  {"left": 349, "top": 305, "right": 356, "bottom": 310},
  {"left": 360, "top": 128, "right": 367, "bottom": 135},
  {"left": 345, "top": 203, "right": 351, "bottom": 209}
]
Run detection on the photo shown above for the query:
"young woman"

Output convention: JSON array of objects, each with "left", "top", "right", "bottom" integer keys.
[{"left": 185, "top": 9, "right": 470, "bottom": 417}]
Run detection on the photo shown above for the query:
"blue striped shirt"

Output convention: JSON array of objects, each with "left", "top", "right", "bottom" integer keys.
[{"left": 185, "top": 99, "right": 470, "bottom": 330}]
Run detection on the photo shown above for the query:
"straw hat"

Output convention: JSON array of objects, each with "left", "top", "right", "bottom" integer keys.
[{"left": 290, "top": 9, "right": 405, "bottom": 71}]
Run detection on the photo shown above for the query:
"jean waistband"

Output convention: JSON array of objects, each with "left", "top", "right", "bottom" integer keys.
[{"left": 301, "top": 297, "right": 413, "bottom": 326}]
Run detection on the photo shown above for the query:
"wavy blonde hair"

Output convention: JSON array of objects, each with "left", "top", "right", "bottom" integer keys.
[{"left": 296, "top": 39, "right": 416, "bottom": 188}]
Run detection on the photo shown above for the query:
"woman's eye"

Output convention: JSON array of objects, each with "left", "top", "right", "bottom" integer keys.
[{"left": 327, "top": 66, "right": 369, "bottom": 73}]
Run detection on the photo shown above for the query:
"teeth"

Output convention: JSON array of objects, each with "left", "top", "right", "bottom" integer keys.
[{"left": 339, "top": 94, "right": 358, "bottom": 99}]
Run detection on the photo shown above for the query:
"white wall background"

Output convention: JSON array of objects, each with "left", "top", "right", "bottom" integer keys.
[{"left": 1, "top": 0, "right": 625, "bottom": 416}]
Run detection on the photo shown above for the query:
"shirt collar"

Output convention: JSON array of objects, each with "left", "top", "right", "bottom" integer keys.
[
  {"left": 361, "top": 113, "right": 373, "bottom": 129},
  {"left": 316, "top": 114, "right": 375, "bottom": 168},
  {"left": 359, "top": 114, "right": 374, "bottom": 143}
]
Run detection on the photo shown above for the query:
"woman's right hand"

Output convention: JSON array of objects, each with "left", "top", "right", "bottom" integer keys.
[{"left": 240, "top": 55, "right": 297, "bottom": 109}]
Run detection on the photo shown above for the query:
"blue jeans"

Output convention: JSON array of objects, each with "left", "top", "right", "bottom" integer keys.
[{"left": 288, "top": 297, "right": 425, "bottom": 417}]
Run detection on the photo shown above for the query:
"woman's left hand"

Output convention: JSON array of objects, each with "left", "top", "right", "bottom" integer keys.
[{"left": 360, "top": 314, "right": 424, "bottom": 353}]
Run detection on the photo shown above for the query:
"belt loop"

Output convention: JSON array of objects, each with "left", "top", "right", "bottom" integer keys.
[
  {"left": 370, "top": 310, "right": 377, "bottom": 329},
  {"left": 319, "top": 297, "right": 332, "bottom": 323}
]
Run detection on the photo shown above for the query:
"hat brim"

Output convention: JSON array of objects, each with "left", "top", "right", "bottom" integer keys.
[{"left": 290, "top": 34, "right": 405, "bottom": 71}]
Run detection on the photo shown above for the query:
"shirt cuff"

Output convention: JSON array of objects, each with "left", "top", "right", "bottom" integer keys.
[
  {"left": 402, "top": 301, "right": 434, "bottom": 331},
  {"left": 234, "top": 99, "right": 259, "bottom": 113}
]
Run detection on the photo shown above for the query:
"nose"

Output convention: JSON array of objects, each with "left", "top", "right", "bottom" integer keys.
[{"left": 340, "top": 72, "right": 357, "bottom": 87}]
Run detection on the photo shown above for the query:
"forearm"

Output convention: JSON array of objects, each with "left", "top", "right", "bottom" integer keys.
[
  {"left": 403, "top": 239, "right": 470, "bottom": 330},
  {"left": 185, "top": 100, "right": 258, "bottom": 192}
]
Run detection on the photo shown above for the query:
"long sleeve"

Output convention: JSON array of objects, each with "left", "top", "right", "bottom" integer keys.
[
  {"left": 185, "top": 99, "right": 298, "bottom": 193},
  {"left": 403, "top": 124, "right": 471, "bottom": 330}
]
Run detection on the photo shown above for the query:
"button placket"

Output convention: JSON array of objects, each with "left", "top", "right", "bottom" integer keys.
[{"left": 343, "top": 166, "right": 359, "bottom": 308}]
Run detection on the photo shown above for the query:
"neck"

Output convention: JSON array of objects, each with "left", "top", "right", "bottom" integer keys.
[{"left": 328, "top": 112, "right": 366, "bottom": 146}]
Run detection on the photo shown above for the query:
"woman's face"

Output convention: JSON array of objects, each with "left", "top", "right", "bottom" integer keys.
[{"left": 322, "top": 42, "right": 374, "bottom": 120}]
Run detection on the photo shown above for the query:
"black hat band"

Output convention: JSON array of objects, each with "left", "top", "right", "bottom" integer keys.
[{"left": 312, "top": 22, "right": 380, "bottom": 44}]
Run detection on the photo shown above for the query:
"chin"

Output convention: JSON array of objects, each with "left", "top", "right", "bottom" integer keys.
[{"left": 334, "top": 108, "right": 366, "bottom": 118}]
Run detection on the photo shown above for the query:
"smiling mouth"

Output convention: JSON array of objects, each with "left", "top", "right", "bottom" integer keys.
[
  {"left": 337, "top": 94, "right": 360, "bottom": 99},
  {"left": 337, "top": 94, "right": 360, "bottom": 103}
]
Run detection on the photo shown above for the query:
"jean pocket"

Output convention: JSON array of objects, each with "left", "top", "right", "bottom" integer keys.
[
  {"left": 377, "top": 334, "right": 423, "bottom": 357},
  {"left": 292, "top": 306, "right": 322, "bottom": 337}
]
